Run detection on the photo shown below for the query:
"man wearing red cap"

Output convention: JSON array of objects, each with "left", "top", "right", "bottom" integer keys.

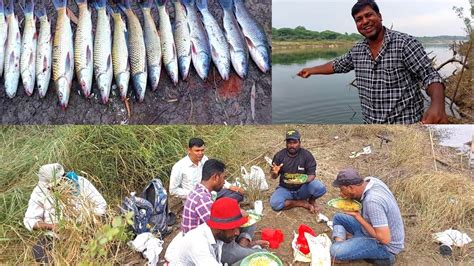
[{"left": 170, "top": 198, "right": 248, "bottom": 265}]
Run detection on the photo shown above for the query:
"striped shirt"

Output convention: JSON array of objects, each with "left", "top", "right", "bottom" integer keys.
[
  {"left": 181, "top": 183, "right": 213, "bottom": 234},
  {"left": 333, "top": 28, "right": 444, "bottom": 124},
  {"left": 361, "top": 177, "right": 405, "bottom": 254}
]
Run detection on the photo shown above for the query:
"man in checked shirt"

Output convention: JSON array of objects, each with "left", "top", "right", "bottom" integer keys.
[{"left": 297, "top": 0, "right": 448, "bottom": 124}]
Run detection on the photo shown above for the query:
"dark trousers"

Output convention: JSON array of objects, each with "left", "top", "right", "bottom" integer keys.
[
  {"left": 217, "top": 188, "right": 244, "bottom": 203},
  {"left": 32, "top": 235, "right": 52, "bottom": 264}
]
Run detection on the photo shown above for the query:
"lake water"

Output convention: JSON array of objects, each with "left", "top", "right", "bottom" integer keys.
[
  {"left": 432, "top": 125, "right": 473, "bottom": 153},
  {"left": 272, "top": 45, "right": 460, "bottom": 124}
]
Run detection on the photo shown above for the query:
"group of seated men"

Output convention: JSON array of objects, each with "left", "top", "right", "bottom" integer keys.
[{"left": 23, "top": 131, "right": 405, "bottom": 265}]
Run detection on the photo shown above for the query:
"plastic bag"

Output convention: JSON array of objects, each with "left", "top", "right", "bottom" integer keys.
[
  {"left": 307, "top": 233, "right": 332, "bottom": 266},
  {"left": 241, "top": 166, "right": 269, "bottom": 191},
  {"left": 261, "top": 228, "right": 284, "bottom": 249}
]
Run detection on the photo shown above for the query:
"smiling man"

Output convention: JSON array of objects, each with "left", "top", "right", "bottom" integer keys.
[
  {"left": 297, "top": 0, "right": 448, "bottom": 124},
  {"left": 269, "top": 129, "right": 327, "bottom": 213},
  {"left": 330, "top": 168, "right": 405, "bottom": 264}
]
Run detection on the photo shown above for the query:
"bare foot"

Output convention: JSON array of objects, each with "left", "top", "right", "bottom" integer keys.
[
  {"left": 308, "top": 198, "right": 321, "bottom": 212},
  {"left": 303, "top": 202, "right": 316, "bottom": 214},
  {"left": 252, "top": 240, "right": 270, "bottom": 249}
]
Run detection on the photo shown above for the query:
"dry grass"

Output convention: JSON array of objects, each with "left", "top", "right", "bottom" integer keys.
[{"left": 1, "top": 125, "right": 472, "bottom": 264}]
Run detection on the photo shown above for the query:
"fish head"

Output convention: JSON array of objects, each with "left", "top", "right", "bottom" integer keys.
[
  {"left": 195, "top": 51, "right": 210, "bottom": 80},
  {"left": 178, "top": 56, "right": 191, "bottom": 80},
  {"left": 23, "top": 78, "right": 35, "bottom": 96},
  {"left": 37, "top": 74, "right": 48, "bottom": 97},
  {"left": 78, "top": 69, "right": 92, "bottom": 98},
  {"left": 4, "top": 74, "right": 18, "bottom": 98},
  {"left": 231, "top": 53, "right": 248, "bottom": 79},
  {"left": 96, "top": 74, "right": 110, "bottom": 104},
  {"left": 149, "top": 66, "right": 161, "bottom": 91},
  {"left": 55, "top": 77, "right": 70, "bottom": 110},
  {"left": 166, "top": 63, "right": 179, "bottom": 86},
  {"left": 132, "top": 72, "right": 147, "bottom": 102},
  {"left": 252, "top": 45, "right": 270, "bottom": 73},
  {"left": 117, "top": 72, "right": 130, "bottom": 101}
]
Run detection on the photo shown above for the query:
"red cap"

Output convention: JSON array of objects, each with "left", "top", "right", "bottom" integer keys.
[{"left": 206, "top": 198, "right": 248, "bottom": 230}]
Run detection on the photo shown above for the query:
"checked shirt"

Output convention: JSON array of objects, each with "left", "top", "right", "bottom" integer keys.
[
  {"left": 181, "top": 183, "right": 213, "bottom": 234},
  {"left": 333, "top": 28, "right": 444, "bottom": 124}
]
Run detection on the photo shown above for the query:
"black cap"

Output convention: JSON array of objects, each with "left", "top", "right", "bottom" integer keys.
[
  {"left": 285, "top": 130, "right": 301, "bottom": 141},
  {"left": 332, "top": 168, "right": 364, "bottom": 187}
]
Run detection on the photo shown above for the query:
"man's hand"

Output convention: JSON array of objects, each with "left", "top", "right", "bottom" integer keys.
[
  {"left": 229, "top": 186, "right": 245, "bottom": 195},
  {"left": 423, "top": 83, "right": 449, "bottom": 124},
  {"left": 422, "top": 105, "right": 448, "bottom": 124},
  {"left": 297, "top": 68, "right": 312, "bottom": 78},
  {"left": 271, "top": 163, "right": 283, "bottom": 178},
  {"left": 343, "top": 211, "right": 362, "bottom": 219}
]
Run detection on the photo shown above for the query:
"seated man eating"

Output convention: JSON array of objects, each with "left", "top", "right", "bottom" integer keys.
[{"left": 330, "top": 167, "right": 405, "bottom": 264}]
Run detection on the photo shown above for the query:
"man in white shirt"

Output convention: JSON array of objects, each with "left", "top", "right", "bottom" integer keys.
[
  {"left": 169, "top": 138, "right": 243, "bottom": 203},
  {"left": 23, "top": 163, "right": 107, "bottom": 263},
  {"left": 169, "top": 138, "right": 208, "bottom": 200},
  {"left": 170, "top": 197, "right": 248, "bottom": 265}
]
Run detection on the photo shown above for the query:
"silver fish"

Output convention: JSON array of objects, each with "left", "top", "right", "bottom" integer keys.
[
  {"left": 0, "top": 0, "right": 8, "bottom": 78},
  {"left": 20, "top": 0, "right": 37, "bottom": 96},
  {"left": 35, "top": 0, "right": 52, "bottom": 98},
  {"left": 121, "top": 0, "right": 147, "bottom": 102},
  {"left": 142, "top": 0, "right": 162, "bottom": 91},
  {"left": 182, "top": 0, "right": 210, "bottom": 80},
  {"left": 173, "top": 0, "right": 191, "bottom": 80},
  {"left": 74, "top": 0, "right": 94, "bottom": 98},
  {"left": 234, "top": 0, "right": 270, "bottom": 73},
  {"left": 4, "top": 0, "right": 21, "bottom": 98},
  {"left": 52, "top": 0, "right": 74, "bottom": 110},
  {"left": 156, "top": 0, "right": 178, "bottom": 85},
  {"left": 219, "top": 0, "right": 248, "bottom": 78},
  {"left": 93, "top": 0, "right": 113, "bottom": 104},
  {"left": 111, "top": 7, "right": 130, "bottom": 101},
  {"left": 196, "top": 0, "right": 230, "bottom": 80}
]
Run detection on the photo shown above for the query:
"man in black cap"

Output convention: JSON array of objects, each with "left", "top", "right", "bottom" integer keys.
[
  {"left": 330, "top": 167, "right": 404, "bottom": 264},
  {"left": 269, "top": 130, "right": 326, "bottom": 213}
]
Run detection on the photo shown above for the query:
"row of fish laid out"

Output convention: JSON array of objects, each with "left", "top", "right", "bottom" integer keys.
[{"left": 1, "top": 0, "right": 270, "bottom": 110}]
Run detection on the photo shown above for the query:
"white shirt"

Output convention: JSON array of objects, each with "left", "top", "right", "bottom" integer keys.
[
  {"left": 23, "top": 176, "right": 107, "bottom": 231},
  {"left": 169, "top": 155, "right": 208, "bottom": 199},
  {"left": 169, "top": 223, "right": 223, "bottom": 266}
]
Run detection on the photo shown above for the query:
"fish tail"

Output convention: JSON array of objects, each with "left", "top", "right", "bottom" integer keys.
[
  {"left": 155, "top": 0, "right": 168, "bottom": 7},
  {"left": 35, "top": 0, "right": 47, "bottom": 18},
  {"left": 0, "top": 0, "right": 4, "bottom": 14},
  {"left": 92, "top": 0, "right": 107, "bottom": 9},
  {"left": 74, "top": 0, "right": 87, "bottom": 5},
  {"left": 122, "top": 0, "right": 131, "bottom": 9},
  {"left": 52, "top": 0, "right": 68, "bottom": 10},
  {"left": 218, "top": 0, "right": 232, "bottom": 10},
  {"left": 22, "top": 0, "right": 35, "bottom": 14},
  {"left": 141, "top": 0, "right": 153, "bottom": 8},
  {"left": 195, "top": 0, "right": 207, "bottom": 10},
  {"left": 4, "top": 0, "right": 13, "bottom": 15}
]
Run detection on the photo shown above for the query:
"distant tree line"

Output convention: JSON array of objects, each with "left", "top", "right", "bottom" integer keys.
[
  {"left": 273, "top": 26, "right": 468, "bottom": 42},
  {"left": 272, "top": 26, "right": 362, "bottom": 41}
]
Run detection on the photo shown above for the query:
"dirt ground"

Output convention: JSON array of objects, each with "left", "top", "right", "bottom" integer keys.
[
  {"left": 161, "top": 126, "right": 473, "bottom": 265},
  {"left": 0, "top": 0, "right": 271, "bottom": 125}
]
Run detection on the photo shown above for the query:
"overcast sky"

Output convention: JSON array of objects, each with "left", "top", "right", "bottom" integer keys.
[{"left": 272, "top": 0, "right": 471, "bottom": 36}]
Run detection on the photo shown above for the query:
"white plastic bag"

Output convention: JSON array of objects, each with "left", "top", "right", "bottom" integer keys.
[
  {"left": 130, "top": 232, "right": 164, "bottom": 265},
  {"left": 241, "top": 166, "right": 269, "bottom": 191},
  {"left": 433, "top": 229, "right": 472, "bottom": 247},
  {"left": 307, "top": 233, "right": 332, "bottom": 266}
]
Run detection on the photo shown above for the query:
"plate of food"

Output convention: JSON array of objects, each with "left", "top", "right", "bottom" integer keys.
[
  {"left": 240, "top": 251, "right": 283, "bottom": 266},
  {"left": 241, "top": 211, "right": 261, "bottom": 228},
  {"left": 327, "top": 198, "right": 362, "bottom": 212},
  {"left": 284, "top": 173, "right": 308, "bottom": 184}
]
